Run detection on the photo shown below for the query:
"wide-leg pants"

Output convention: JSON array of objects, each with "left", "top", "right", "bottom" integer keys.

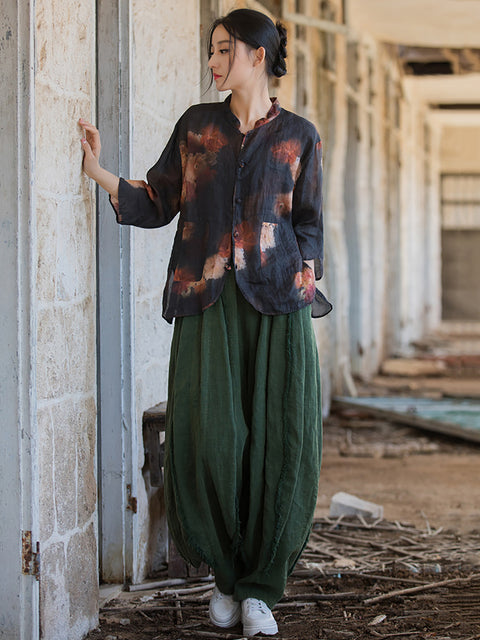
[{"left": 164, "top": 272, "right": 322, "bottom": 607}]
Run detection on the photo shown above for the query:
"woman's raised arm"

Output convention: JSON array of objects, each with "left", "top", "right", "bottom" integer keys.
[{"left": 79, "top": 118, "right": 120, "bottom": 198}]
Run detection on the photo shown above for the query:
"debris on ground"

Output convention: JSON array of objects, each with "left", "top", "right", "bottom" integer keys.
[
  {"left": 86, "top": 516, "right": 480, "bottom": 640},
  {"left": 85, "top": 336, "right": 480, "bottom": 639},
  {"left": 329, "top": 492, "right": 384, "bottom": 520},
  {"left": 380, "top": 358, "right": 447, "bottom": 377}
]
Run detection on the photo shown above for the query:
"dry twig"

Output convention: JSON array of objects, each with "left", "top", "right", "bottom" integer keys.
[{"left": 363, "top": 573, "right": 480, "bottom": 605}]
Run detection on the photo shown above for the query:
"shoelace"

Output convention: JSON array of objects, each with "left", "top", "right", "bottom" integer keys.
[{"left": 245, "top": 598, "right": 269, "bottom": 615}]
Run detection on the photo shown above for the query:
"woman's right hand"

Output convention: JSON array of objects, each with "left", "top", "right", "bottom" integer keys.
[
  {"left": 78, "top": 117, "right": 120, "bottom": 197},
  {"left": 79, "top": 118, "right": 102, "bottom": 180}
]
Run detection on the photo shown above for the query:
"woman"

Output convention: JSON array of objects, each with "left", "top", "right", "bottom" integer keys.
[{"left": 80, "top": 8, "right": 330, "bottom": 636}]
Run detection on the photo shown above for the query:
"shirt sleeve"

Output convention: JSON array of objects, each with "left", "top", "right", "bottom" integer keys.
[
  {"left": 291, "top": 135, "right": 324, "bottom": 279},
  {"left": 109, "top": 119, "right": 183, "bottom": 229}
]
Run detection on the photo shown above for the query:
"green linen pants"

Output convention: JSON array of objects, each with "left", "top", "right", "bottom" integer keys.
[{"left": 164, "top": 272, "right": 322, "bottom": 608}]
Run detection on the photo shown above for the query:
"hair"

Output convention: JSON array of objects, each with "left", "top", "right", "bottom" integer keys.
[{"left": 208, "top": 8, "right": 287, "bottom": 80}]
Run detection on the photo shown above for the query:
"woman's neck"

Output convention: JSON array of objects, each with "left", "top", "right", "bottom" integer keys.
[{"left": 229, "top": 86, "right": 272, "bottom": 134}]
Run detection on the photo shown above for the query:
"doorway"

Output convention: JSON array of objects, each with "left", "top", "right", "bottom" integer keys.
[{"left": 441, "top": 173, "right": 480, "bottom": 321}]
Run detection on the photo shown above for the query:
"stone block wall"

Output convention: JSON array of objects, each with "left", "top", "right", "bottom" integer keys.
[{"left": 35, "top": 0, "right": 98, "bottom": 637}]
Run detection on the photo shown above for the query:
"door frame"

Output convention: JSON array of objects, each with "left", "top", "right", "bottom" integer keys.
[
  {"left": 0, "top": 0, "right": 39, "bottom": 637},
  {"left": 96, "top": 0, "right": 137, "bottom": 584}
]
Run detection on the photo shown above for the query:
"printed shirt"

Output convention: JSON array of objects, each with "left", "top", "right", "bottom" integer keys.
[{"left": 110, "top": 96, "right": 332, "bottom": 323}]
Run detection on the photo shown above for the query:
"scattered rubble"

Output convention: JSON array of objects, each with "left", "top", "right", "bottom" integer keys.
[
  {"left": 88, "top": 516, "right": 480, "bottom": 640},
  {"left": 381, "top": 358, "right": 447, "bottom": 377},
  {"left": 339, "top": 437, "right": 440, "bottom": 458},
  {"left": 329, "top": 492, "right": 384, "bottom": 519},
  {"left": 85, "top": 350, "right": 480, "bottom": 640}
]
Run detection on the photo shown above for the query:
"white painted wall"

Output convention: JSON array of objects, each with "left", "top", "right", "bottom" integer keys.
[{"left": 130, "top": 0, "right": 201, "bottom": 582}]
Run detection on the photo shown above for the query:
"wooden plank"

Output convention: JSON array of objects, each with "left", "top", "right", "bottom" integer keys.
[
  {"left": 143, "top": 401, "right": 167, "bottom": 429},
  {"left": 143, "top": 425, "right": 164, "bottom": 487},
  {"left": 142, "top": 403, "right": 167, "bottom": 486},
  {"left": 332, "top": 398, "right": 480, "bottom": 445}
]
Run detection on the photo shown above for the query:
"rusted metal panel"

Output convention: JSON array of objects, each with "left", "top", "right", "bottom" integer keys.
[
  {"left": 126, "top": 485, "right": 137, "bottom": 515},
  {"left": 22, "top": 532, "right": 40, "bottom": 581}
]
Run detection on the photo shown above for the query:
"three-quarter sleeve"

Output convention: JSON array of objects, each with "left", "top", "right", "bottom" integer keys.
[
  {"left": 292, "top": 135, "right": 332, "bottom": 317},
  {"left": 110, "top": 120, "right": 183, "bottom": 229},
  {"left": 291, "top": 136, "right": 324, "bottom": 278}
]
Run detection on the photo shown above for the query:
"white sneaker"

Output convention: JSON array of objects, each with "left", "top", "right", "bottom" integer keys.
[
  {"left": 209, "top": 586, "right": 241, "bottom": 628},
  {"left": 241, "top": 597, "right": 278, "bottom": 636}
]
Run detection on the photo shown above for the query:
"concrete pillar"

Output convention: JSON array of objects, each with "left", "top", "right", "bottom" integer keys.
[
  {"left": 35, "top": 0, "right": 98, "bottom": 636},
  {"left": 368, "top": 41, "right": 388, "bottom": 371},
  {"left": 325, "top": 32, "right": 354, "bottom": 393},
  {"left": 426, "top": 120, "right": 442, "bottom": 330}
]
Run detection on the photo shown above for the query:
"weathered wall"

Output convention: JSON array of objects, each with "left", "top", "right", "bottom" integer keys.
[
  {"left": 130, "top": 0, "right": 294, "bottom": 582},
  {"left": 35, "top": 0, "right": 98, "bottom": 637},
  {"left": 130, "top": 0, "right": 201, "bottom": 582},
  {"left": 440, "top": 126, "right": 480, "bottom": 172},
  {"left": 281, "top": 1, "right": 444, "bottom": 386}
]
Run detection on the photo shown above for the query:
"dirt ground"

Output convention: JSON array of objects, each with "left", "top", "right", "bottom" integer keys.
[
  {"left": 316, "top": 412, "right": 480, "bottom": 534},
  {"left": 86, "top": 346, "right": 480, "bottom": 639},
  {"left": 316, "top": 345, "right": 480, "bottom": 535},
  {"left": 86, "top": 410, "right": 480, "bottom": 640}
]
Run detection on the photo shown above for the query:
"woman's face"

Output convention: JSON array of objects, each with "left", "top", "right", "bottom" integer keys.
[{"left": 208, "top": 24, "right": 261, "bottom": 92}]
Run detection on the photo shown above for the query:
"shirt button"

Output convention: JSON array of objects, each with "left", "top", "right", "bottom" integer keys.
[
  {"left": 235, "top": 197, "right": 241, "bottom": 204},
  {"left": 239, "top": 161, "right": 246, "bottom": 168}
]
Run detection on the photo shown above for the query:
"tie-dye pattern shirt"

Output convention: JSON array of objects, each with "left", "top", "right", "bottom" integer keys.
[{"left": 110, "top": 97, "right": 332, "bottom": 323}]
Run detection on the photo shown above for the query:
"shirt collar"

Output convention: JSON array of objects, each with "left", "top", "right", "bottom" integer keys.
[{"left": 223, "top": 95, "right": 281, "bottom": 130}]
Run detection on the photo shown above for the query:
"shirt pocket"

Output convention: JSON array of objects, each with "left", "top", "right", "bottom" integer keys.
[{"left": 279, "top": 220, "right": 303, "bottom": 264}]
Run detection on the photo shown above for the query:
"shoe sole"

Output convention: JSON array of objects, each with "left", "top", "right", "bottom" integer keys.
[
  {"left": 243, "top": 620, "right": 278, "bottom": 635},
  {"left": 209, "top": 607, "right": 241, "bottom": 628}
]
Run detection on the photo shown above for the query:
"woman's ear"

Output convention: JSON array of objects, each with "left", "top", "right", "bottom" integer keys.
[{"left": 253, "top": 46, "right": 266, "bottom": 68}]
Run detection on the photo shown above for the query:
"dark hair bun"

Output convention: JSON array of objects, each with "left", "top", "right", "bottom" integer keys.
[{"left": 272, "top": 21, "right": 287, "bottom": 77}]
